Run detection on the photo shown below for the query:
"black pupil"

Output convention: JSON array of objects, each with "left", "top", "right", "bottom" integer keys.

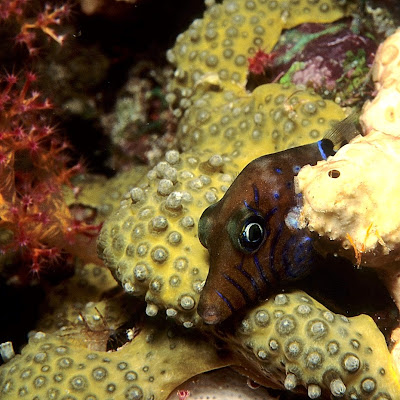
[
  {"left": 247, "top": 223, "right": 263, "bottom": 242},
  {"left": 239, "top": 215, "right": 266, "bottom": 253}
]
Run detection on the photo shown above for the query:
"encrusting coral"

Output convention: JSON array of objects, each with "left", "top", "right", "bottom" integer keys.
[
  {"left": 2, "top": 0, "right": 400, "bottom": 399},
  {"left": 166, "top": 0, "right": 349, "bottom": 168},
  {"left": 229, "top": 291, "right": 400, "bottom": 398},
  {"left": 96, "top": 0, "right": 400, "bottom": 396},
  {"left": 97, "top": 95, "right": 345, "bottom": 328},
  {"left": 0, "top": 317, "right": 228, "bottom": 400},
  {"left": 166, "top": 0, "right": 351, "bottom": 117},
  {"left": 98, "top": 149, "right": 241, "bottom": 327},
  {"left": 175, "top": 82, "right": 345, "bottom": 169},
  {"left": 1, "top": 279, "right": 399, "bottom": 399}
]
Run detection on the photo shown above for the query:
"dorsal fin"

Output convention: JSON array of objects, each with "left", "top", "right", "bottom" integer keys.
[{"left": 323, "top": 110, "right": 362, "bottom": 150}]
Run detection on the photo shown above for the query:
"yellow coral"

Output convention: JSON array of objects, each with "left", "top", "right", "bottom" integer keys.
[
  {"left": 96, "top": 0, "right": 359, "bottom": 329},
  {"left": 177, "top": 82, "right": 345, "bottom": 169},
  {"left": 3, "top": 288, "right": 399, "bottom": 399},
  {"left": 97, "top": 92, "right": 343, "bottom": 327},
  {"left": 36, "top": 263, "right": 138, "bottom": 350},
  {"left": 98, "top": 149, "right": 242, "bottom": 327},
  {"left": 166, "top": 0, "right": 349, "bottom": 116},
  {"left": 3, "top": 0, "right": 398, "bottom": 399},
  {"left": 0, "top": 321, "right": 227, "bottom": 400},
  {"left": 230, "top": 291, "right": 400, "bottom": 398},
  {"left": 64, "top": 166, "right": 149, "bottom": 225}
]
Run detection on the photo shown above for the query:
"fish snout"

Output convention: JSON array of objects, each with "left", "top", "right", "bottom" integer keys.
[
  {"left": 197, "top": 287, "right": 233, "bottom": 325},
  {"left": 197, "top": 302, "right": 222, "bottom": 325}
]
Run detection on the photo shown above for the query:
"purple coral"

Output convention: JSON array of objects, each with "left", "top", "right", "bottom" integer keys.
[
  {"left": 269, "top": 21, "right": 377, "bottom": 100},
  {"left": 292, "top": 56, "right": 335, "bottom": 90}
]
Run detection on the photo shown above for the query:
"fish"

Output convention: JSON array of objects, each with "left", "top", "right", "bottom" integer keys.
[{"left": 197, "top": 112, "right": 361, "bottom": 324}]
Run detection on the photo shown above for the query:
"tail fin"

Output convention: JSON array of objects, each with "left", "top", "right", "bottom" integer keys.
[{"left": 323, "top": 110, "right": 362, "bottom": 150}]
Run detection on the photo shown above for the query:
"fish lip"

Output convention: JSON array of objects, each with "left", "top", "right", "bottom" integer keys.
[
  {"left": 197, "top": 303, "right": 222, "bottom": 325},
  {"left": 197, "top": 296, "right": 222, "bottom": 325}
]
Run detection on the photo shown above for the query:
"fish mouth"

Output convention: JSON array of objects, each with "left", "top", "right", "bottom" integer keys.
[
  {"left": 198, "top": 286, "right": 234, "bottom": 325},
  {"left": 197, "top": 304, "right": 221, "bottom": 325}
]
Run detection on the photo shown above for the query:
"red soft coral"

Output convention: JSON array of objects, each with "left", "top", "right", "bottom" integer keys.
[
  {"left": 1, "top": 0, "right": 70, "bottom": 56},
  {"left": 248, "top": 49, "right": 276, "bottom": 75},
  {"left": 0, "top": 72, "right": 100, "bottom": 284}
]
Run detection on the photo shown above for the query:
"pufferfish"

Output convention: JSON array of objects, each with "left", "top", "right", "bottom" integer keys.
[{"left": 197, "top": 113, "right": 361, "bottom": 325}]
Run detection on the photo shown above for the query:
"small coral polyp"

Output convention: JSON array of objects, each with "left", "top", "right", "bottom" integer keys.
[{"left": 0, "top": 0, "right": 70, "bottom": 55}]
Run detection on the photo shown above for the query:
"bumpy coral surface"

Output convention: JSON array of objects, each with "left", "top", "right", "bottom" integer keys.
[
  {"left": 97, "top": 113, "right": 340, "bottom": 329},
  {"left": 98, "top": 149, "right": 241, "bottom": 327},
  {"left": 230, "top": 291, "right": 400, "bottom": 398},
  {"left": 97, "top": 80, "right": 346, "bottom": 329},
  {"left": 166, "top": 0, "right": 348, "bottom": 170},
  {"left": 94, "top": 0, "right": 400, "bottom": 396},
  {"left": 166, "top": 0, "right": 349, "bottom": 114},
  {"left": 176, "top": 82, "right": 345, "bottom": 169},
  {"left": 99, "top": 0, "right": 349, "bottom": 327},
  {"left": 2, "top": 289, "right": 399, "bottom": 399},
  {"left": 0, "top": 321, "right": 226, "bottom": 400}
]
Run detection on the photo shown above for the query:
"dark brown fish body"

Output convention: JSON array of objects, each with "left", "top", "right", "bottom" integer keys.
[{"left": 197, "top": 139, "right": 337, "bottom": 325}]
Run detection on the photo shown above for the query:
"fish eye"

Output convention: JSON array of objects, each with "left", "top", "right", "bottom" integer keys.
[
  {"left": 198, "top": 203, "right": 218, "bottom": 249},
  {"left": 238, "top": 214, "right": 266, "bottom": 253}
]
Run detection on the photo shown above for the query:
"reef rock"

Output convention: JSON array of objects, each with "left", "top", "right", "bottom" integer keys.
[
  {"left": 296, "top": 130, "right": 400, "bottom": 267},
  {"left": 361, "top": 28, "right": 400, "bottom": 136},
  {"left": 296, "top": 28, "right": 400, "bottom": 313}
]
